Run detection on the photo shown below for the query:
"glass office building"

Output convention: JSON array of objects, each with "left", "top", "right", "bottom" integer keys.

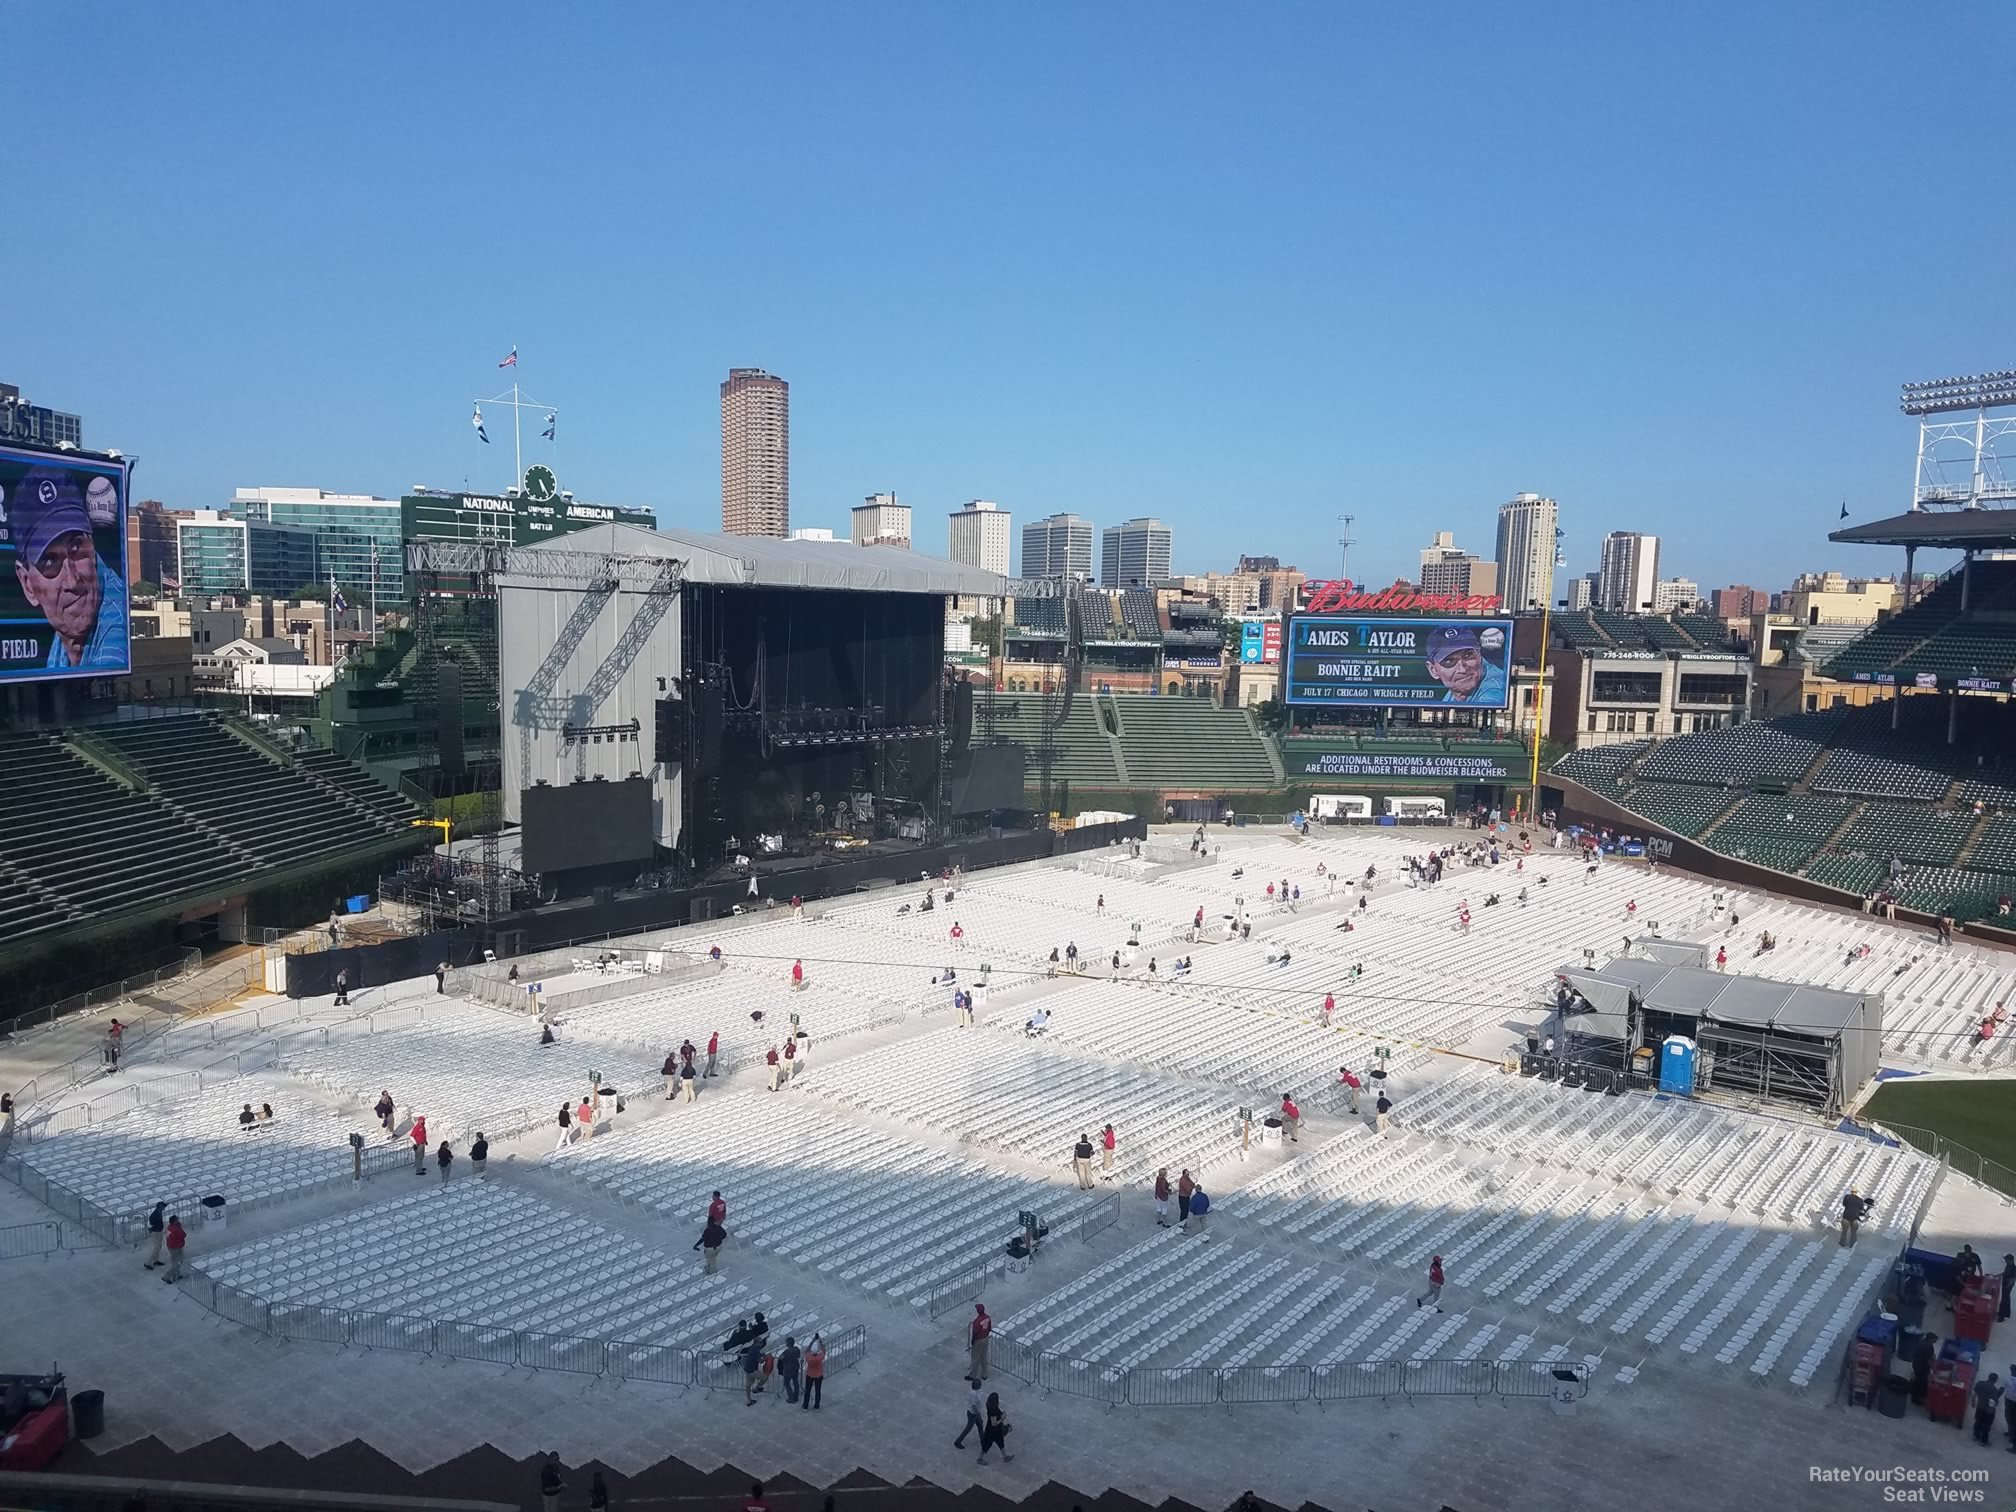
[
  {"left": 233, "top": 488, "right": 404, "bottom": 599},
  {"left": 177, "top": 511, "right": 319, "bottom": 595}
]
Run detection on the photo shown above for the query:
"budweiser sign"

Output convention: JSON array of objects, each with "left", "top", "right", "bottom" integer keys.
[{"left": 1296, "top": 579, "right": 1504, "bottom": 615}]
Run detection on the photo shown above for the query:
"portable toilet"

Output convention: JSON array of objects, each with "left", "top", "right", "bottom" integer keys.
[{"left": 1659, "top": 1035, "right": 1697, "bottom": 1096}]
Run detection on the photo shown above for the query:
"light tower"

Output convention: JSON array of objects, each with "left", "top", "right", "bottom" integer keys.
[{"left": 1902, "top": 370, "right": 2016, "bottom": 511}]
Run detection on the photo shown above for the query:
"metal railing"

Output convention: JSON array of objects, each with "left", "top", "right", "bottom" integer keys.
[
  {"left": 0, "top": 1219, "right": 64, "bottom": 1262},
  {"left": 188, "top": 1276, "right": 870, "bottom": 1388},
  {"left": 1875, "top": 1120, "right": 2012, "bottom": 1203},
  {"left": 0, "top": 948, "right": 203, "bottom": 1041},
  {"left": 987, "top": 1334, "right": 1590, "bottom": 1407},
  {"left": 1075, "top": 1195, "right": 1120, "bottom": 1244},
  {"left": 925, "top": 1260, "right": 1004, "bottom": 1320}
]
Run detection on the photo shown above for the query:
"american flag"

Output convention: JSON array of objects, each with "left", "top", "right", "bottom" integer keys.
[{"left": 498, "top": 346, "right": 518, "bottom": 368}]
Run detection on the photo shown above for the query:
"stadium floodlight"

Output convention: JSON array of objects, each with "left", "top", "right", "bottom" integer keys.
[{"left": 1901, "top": 370, "right": 2016, "bottom": 415}]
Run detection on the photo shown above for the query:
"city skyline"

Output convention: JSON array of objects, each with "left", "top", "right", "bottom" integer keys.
[{"left": 9, "top": 6, "right": 2014, "bottom": 590}]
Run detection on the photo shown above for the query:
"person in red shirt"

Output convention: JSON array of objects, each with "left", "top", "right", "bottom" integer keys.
[
  {"left": 1416, "top": 1254, "right": 1445, "bottom": 1311},
  {"left": 1154, "top": 1167, "right": 1172, "bottom": 1226},
  {"left": 1321, "top": 992, "right": 1335, "bottom": 1028},
  {"left": 162, "top": 1214, "right": 187, "bottom": 1284},
  {"left": 1338, "top": 1064, "right": 1362, "bottom": 1115},
  {"left": 708, "top": 1190, "right": 727, "bottom": 1225},
  {"left": 801, "top": 1334, "right": 826, "bottom": 1410},
  {"left": 782, "top": 1035, "right": 797, "bottom": 1079},
  {"left": 743, "top": 1481, "right": 770, "bottom": 1512},
  {"left": 949, "top": 922, "right": 965, "bottom": 947},
  {"left": 1101, "top": 1123, "right": 1116, "bottom": 1174},
  {"left": 1715, "top": 946, "right": 1728, "bottom": 972},
  {"left": 790, "top": 959, "right": 805, "bottom": 989},
  {"left": 410, "top": 1114, "right": 428, "bottom": 1174},
  {"left": 705, "top": 1030, "right": 720, "bottom": 1077},
  {"left": 576, "top": 1098, "right": 594, "bottom": 1141},
  {"left": 968, "top": 1304, "right": 992, "bottom": 1380},
  {"left": 1279, "top": 1093, "right": 1301, "bottom": 1143},
  {"left": 766, "top": 1045, "right": 781, "bottom": 1092}
]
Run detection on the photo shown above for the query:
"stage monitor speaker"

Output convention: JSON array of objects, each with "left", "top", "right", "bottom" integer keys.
[
  {"left": 655, "top": 697, "right": 684, "bottom": 765},
  {"left": 436, "top": 660, "right": 465, "bottom": 774},
  {"left": 950, "top": 680, "right": 974, "bottom": 758}
]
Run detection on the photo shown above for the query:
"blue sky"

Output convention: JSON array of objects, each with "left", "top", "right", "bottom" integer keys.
[{"left": 10, "top": 4, "right": 2015, "bottom": 593}]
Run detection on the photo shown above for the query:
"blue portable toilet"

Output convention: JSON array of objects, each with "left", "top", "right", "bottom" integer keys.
[{"left": 1659, "top": 1035, "right": 1697, "bottom": 1096}]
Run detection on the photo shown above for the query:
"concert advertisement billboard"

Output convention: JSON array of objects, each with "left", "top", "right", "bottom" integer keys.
[
  {"left": 1285, "top": 616, "right": 1513, "bottom": 709},
  {"left": 0, "top": 445, "right": 131, "bottom": 682},
  {"left": 1240, "top": 618, "right": 1283, "bottom": 665}
]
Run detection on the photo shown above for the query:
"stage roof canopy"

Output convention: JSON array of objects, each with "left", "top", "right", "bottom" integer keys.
[
  {"left": 1830, "top": 509, "right": 2016, "bottom": 551},
  {"left": 508, "top": 521, "right": 1009, "bottom": 598}
]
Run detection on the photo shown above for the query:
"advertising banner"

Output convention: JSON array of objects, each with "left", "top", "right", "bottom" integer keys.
[
  {"left": 1285, "top": 616, "right": 1513, "bottom": 708},
  {"left": 0, "top": 445, "right": 131, "bottom": 682},
  {"left": 1285, "top": 745, "right": 1520, "bottom": 782}
]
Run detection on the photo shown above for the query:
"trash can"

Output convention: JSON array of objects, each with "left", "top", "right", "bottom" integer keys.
[
  {"left": 1547, "top": 1368, "right": 1581, "bottom": 1417},
  {"left": 71, "top": 1389, "right": 105, "bottom": 1439},
  {"left": 200, "top": 1194, "right": 227, "bottom": 1229},
  {"left": 1878, "top": 1376, "right": 1910, "bottom": 1419}
]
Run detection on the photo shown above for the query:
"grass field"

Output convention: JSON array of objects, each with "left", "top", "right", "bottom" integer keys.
[{"left": 1865, "top": 1078, "right": 2016, "bottom": 1196}]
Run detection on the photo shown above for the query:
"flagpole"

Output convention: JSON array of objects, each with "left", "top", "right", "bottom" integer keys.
[{"left": 512, "top": 379, "right": 523, "bottom": 485}]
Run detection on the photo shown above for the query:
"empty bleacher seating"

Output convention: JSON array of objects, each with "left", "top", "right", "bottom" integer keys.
[{"left": 1109, "top": 699, "right": 1278, "bottom": 789}]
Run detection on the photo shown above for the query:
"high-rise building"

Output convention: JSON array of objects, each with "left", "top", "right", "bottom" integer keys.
[
  {"left": 948, "top": 499, "right": 1012, "bottom": 575},
  {"left": 1597, "top": 531, "right": 1661, "bottom": 611},
  {"left": 175, "top": 511, "right": 319, "bottom": 595},
  {"left": 127, "top": 501, "right": 188, "bottom": 590},
  {"left": 1565, "top": 573, "right": 1597, "bottom": 612},
  {"left": 1652, "top": 576, "right": 1701, "bottom": 613},
  {"left": 720, "top": 368, "right": 790, "bottom": 537},
  {"left": 1712, "top": 585, "right": 1770, "bottom": 620},
  {"left": 1418, "top": 531, "right": 1499, "bottom": 599},
  {"left": 1021, "top": 513, "right": 1094, "bottom": 579},
  {"left": 234, "top": 487, "right": 404, "bottom": 599},
  {"left": 850, "top": 493, "right": 912, "bottom": 549},
  {"left": 0, "top": 381, "right": 83, "bottom": 449},
  {"left": 1100, "top": 517, "right": 1173, "bottom": 588},
  {"left": 1494, "top": 492, "right": 1559, "bottom": 612}
]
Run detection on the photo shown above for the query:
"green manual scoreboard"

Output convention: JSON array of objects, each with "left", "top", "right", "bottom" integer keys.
[{"left": 402, "top": 473, "right": 657, "bottom": 550}]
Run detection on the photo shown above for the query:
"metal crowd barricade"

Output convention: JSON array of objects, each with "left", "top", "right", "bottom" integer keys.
[
  {"left": 1036, "top": 1353, "right": 1125, "bottom": 1405},
  {"left": 435, "top": 1320, "right": 520, "bottom": 1365},
  {"left": 270, "top": 1303, "right": 350, "bottom": 1345},
  {"left": 608, "top": 1340, "right": 696, "bottom": 1386},
  {"left": 0, "top": 1220, "right": 62, "bottom": 1262},
  {"left": 821, "top": 1322, "right": 869, "bottom": 1373},
  {"left": 1219, "top": 1364, "right": 1312, "bottom": 1404},
  {"left": 1312, "top": 1360, "right": 1405, "bottom": 1401},
  {"left": 1126, "top": 1366, "right": 1220, "bottom": 1406},
  {"left": 350, "top": 1311, "right": 436, "bottom": 1353},
  {"left": 1076, "top": 1196, "right": 1120, "bottom": 1244},
  {"left": 693, "top": 1353, "right": 747, "bottom": 1393},
  {"left": 1403, "top": 1359, "right": 1496, "bottom": 1398},
  {"left": 516, "top": 1330, "right": 607, "bottom": 1375},
  {"left": 211, "top": 1283, "right": 273, "bottom": 1333},
  {"left": 925, "top": 1264, "right": 993, "bottom": 1320},
  {"left": 987, "top": 1334, "right": 1040, "bottom": 1384}
]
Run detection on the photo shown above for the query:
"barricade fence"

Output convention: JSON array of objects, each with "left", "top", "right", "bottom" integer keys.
[
  {"left": 990, "top": 1334, "right": 1590, "bottom": 1406},
  {"left": 925, "top": 1261, "right": 1000, "bottom": 1320},
  {"left": 1076, "top": 1196, "right": 1120, "bottom": 1244},
  {"left": 0, "top": 1219, "right": 64, "bottom": 1262},
  {"left": 182, "top": 1275, "right": 872, "bottom": 1390}
]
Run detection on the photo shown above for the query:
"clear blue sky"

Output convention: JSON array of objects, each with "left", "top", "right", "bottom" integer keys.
[{"left": 11, "top": 3, "right": 2014, "bottom": 593}]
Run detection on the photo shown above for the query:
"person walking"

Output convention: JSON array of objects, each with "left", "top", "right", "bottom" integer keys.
[
  {"left": 681, "top": 1059, "right": 699, "bottom": 1103},
  {"left": 767, "top": 1045, "right": 782, "bottom": 1092},
  {"left": 470, "top": 1132, "right": 488, "bottom": 1179},
  {"left": 333, "top": 968, "right": 350, "bottom": 1007},
  {"left": 1154, "top": 1168, "right": 1172, "bottom": 1227},
  {"left": 782, "top": 1033, "right": 798, "bottom": 1082},
  {"left": 663, "top": 1052, "right": 679, "bottom": 1100},
  {"left": 740, "top": 1336, "right": 765, "bottom": 1405},
  {"left": 975, "top": 1391, "right": 1013, "bottom": 1464},
  {"left": 143, "top": 1200, "right": 167, "bottom": 1269},
  {"left": 801, "top": 1334, "right": 825, "bottom": 1410},
  {"left": 539, "top": 1453, "right": 565, "bottom": 1512},
  {"left": 1339, "top": 1065, "right": 1362, "bottom": 1115},
  {"left": 375, "top": 1090, "right": 396, "bottom": 1137},
  {"left": 705, "top": 1029, "right": 720, "bottom": 1078},
  {"left": 1839, "top": 1189, "right": 1869, "bottom": 1248},
  {"left": 1321, "top": 992, "right": 1335, "bottom": 1028},
  {"left": 2001, "top": 1256, "right": 2016, "bottom": 1323},
  {"left": 1101, "top": 1123, "right": 1117, "bottom": 1176},
  {"left": 1279, "top": 1093, "right": 1301, "bottom": 1143},
  {"left": 696, "top": 1217, "right": 728, "bottom": 1274},
  {"left": 554, "top": 1103, "right": 573, "bottom": 1150},
  {"left": 708, "top": 1189, "right": 728, "bottom": 1225},
  {"left": 776, "top": 1335, "right": 803, "bottom": 1404},
  {"left": 162, "top": 1213, "right": 187, "bottom": 1284},
  {"left": 955, "top": 1378, "right": 985, "bottom": 1449},
  {"left": 434, "top": 961, "right": 448, "bottom": 995},
  {"left": 576, "top": 1097, "right": 594, "bottom": 1142},
  {"left": 1072, "top": 1133, "right": 1096, "bottom": 1189},
  {"left": 968, "top": 1303, "right": 993, "bottom": 1380},
  {"left": 435, "top": 1140, "right": 454, "bottom": 1184},
  {"left": 1415, "top": 1254, "right": 1445, "bottom": 1311},
  {"left": 1184, "top": 1182, "right": 1212, "bottom": 1236},
  {"left": 410, "top": 1114, "right": 429, "bottom": 1174},
  {"left": 1975, "top": 1372, "right": 2004, "bottom": 1445},
  {"left": 1177, "top": 1169, "right": 1195, "bottom": 1225}
]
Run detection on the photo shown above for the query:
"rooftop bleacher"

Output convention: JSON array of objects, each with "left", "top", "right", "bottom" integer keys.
[
  {"left": 1108, "top": 698, "right": 1277, "bottom": 790},
  {"left": 1118, "top": 589, "right": 1163, "bottom": 638}
]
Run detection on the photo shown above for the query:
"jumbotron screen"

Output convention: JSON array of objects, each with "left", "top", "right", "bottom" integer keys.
[
  {"left": 1285, "top": 616, "right": 1513, "bottom": 709},
  {"left": 0, "top": 445, "right": 131, "bottom": 683}
]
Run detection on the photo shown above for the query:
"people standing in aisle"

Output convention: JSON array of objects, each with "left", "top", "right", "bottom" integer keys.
[
  {"left": 697, "top": 1215, "right": 728, "bottom": 1274},
  {"left": 434, "top": 961, "right": 448, "bottom": 994},
  {"left": 539, "top": 1454, "right": 564, "bottom": 1512},
  {"left": 1975, "top": 1372, "right": 2004, "bottom": 1444},
  {"left": 1415, "top": 1254, "right": 1445, "bottom": 1311},
  {"left": 791, "top": 958, "right": 805, "bottom": 990},
  {"left": 1339, "top": 1065, "right": 1361, "bottom": 1114},
  {"left": 376, "top": 1090, "right": 396, "bottom": 1137},
  {"left": 663, "top": 1051, "right": 679, "bottom": 1101},
  {"left": 1178, "top": 1169, "right": 1194, "bottom": 1225},
  {"left": 740, "top": 1335, "right": 765, "bottom": 1404},
  {"left": 1839, "top": 1189, "right": 1869, "bottom": 1247},
  {"left": 1279, "top": 1093, "right": 1301, "bottom": 1143},
  {"left": 554, "top": 1103, "right": 573, "bottom": 1150},
  {"left": 766, "top": 1045, "right": 782, "bottom": 1092},
  {"left": 1321, "top": 992, "right": 1335, "bottom": 1028},
  {"left": 1374, "top": 1091, "right": 1393, "bottom": 1132},
  {"left": 410, "top": 1114, "right": 429, "bottom": 1174},
  {"left": 143, "top": 1200, "right": 166, "bottom": 1269},
  {"left": 1095, "top": 894, "right": 1105, "bottom": 915},
  {"left": 969, "top": 1303, "right": 993, "bottom": 1379},
  {"left": 436, "top": 1140, "right": 454, "bottom": 1183},
  {"left": 782, "top": 1034, "right": 798, "bottom": 1082},
  {"left": 1154, "top": 1168, "right": 1171, "bottom": 1226},
  {"left": 1065, "top": 942, "right": 1079, "bottom": 973},
  {"left": 333, "top": 969, "right": 350, "bottom": 1007},
  {"left": 801, "top": 1335, "right": 825, "bottom": 1409},
  {"left": 681, "top": 1058, "right": 699, "bottom": 1102},
  {"left": 576, "top": 1097, "right": 594, "bottom": 1142},
  {"left": 774, "top": 1334, "right": 802, "bottom": 1403},
  {"left": 955, "top": 1378, "right": 985, "bottom": 1449},
  {"left": 706, "top": 1029, "right": 720, "bottom": 1077},
  {"left": 161, "top": 1213, "right": 187, "bottom": 1283},
  {"left": 2001, "top": 1255, "right": 2016, "bottom": 1323},
  {"left": 1101, "top": 1123, "right": 1116, "bottom": 1175},
  {"left": 708, "top": 1190, "right": 727, "bottom": 1226},
  {"left": 1072, "top": 1133, "right": 1096, "bottom": 1189},
  {"left": 975, "top": 1391, "right": 1012, "bottom": 1464},
  {"left": 1183, "top": 1183, "right": 1211, "bottom": 1236},
  {"left": 680, "top": 1038, "right": 697, "bottom": 1078},
  {"left": 470, "top": 1132, "right": 488, "bottom": 1179}
]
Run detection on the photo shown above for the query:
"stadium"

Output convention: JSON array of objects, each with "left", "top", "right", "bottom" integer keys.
[{"left": 4, "top": 420, "right": 2016, "bottom": 1512}]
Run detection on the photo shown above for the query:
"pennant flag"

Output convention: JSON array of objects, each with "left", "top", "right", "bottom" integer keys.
[
  {"left": 1840, "top": 502, "right": 1850, "bottom": 520},
  {"left": 542, "top": 412, "right": 557, "bottom": 440},
  {"left": 332, "top": 586, "right": 349, "bottom": 614},
  {"left": 472, "top": 406, "right": 490, "bottom": 443},
  {"left": 498, "top": 346, "right": 518, "bottom": 368}
]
